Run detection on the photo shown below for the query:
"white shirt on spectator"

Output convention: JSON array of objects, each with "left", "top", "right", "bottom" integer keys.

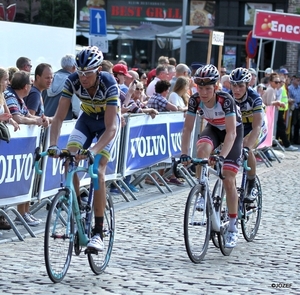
[
  {"left": 168, "top": 92, "right": 185, "bottom": 108},
  {"left": 146, "top": 77, "right": 160, "bottom": 97}
]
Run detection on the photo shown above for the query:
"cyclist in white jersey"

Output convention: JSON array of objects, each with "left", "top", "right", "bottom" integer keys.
[{"left": 181, "top": 64, "right": 243, "bottom": 248}]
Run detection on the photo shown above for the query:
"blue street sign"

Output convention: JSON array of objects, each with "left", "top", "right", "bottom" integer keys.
[{"left": 89, "top": 8, "right": 107, "bottom": 36}]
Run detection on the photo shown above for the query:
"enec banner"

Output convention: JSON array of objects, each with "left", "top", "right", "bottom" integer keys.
[{"left": 253, "top": 10, "right": 300, "bottom": 43}]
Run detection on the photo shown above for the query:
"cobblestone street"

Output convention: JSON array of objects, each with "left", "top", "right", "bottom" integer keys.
[{"left": 0, "top": 152, "right": 299, "bottom": 294}]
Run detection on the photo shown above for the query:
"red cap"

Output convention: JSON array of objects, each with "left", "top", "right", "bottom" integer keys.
[{"left": 112, "top": 64, "right": 131, "bottom": 77}]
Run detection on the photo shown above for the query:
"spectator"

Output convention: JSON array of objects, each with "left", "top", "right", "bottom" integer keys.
[
  {"left": 169, "top": 57, "right": 177, "bottom": 66},
  {"left": 147, "top": 56, "right": 169, "bottom": 86},
  {"left": 126, "top": 81, "right": 158, "bottom": 117},
  {"left": 4, "top": 70, "right": 49, "bottom": 226},
  {"left": 289, "top": 75, "right": 300, "bottom": 144},
  {"left": 147, "top": 80, "right": 177, "bottom": 112},
  {"left": 124, "top": 70, "right": 139, "bottom": 88},
  {"left": 275, "top": 77, "right": 297, "bottom": 151},
  {"left": 220, "top": 66, "right": 227, "bottom": 77},
  {"left": 7, "top": 66, "right": 19, "bottom": 85},
  {"left": 167, "top": 64, "right": 176, "bottom": 81},
  {"left": 262, "top": 73, "right": 285, "bottom": 108},
  {"left": 248, "top": 68, "right": 257, "bottom": 87},
  {"left": 169, "top": 63, "right": 190, "bottom": 94},
  {"left": 24, "top": 63, "right": 53, "bottom": 119},
  {"left": 139, "top": 71, "right": 148, "bottom": 90},
  {"left": 220, "top": 75, "right": 231, "bottom": 92},
  {"left": 112, "top": 64, "right": 131, "bottom": 94},
  {"left": 43, "top": 54, "right": 80, "bottom": 120},
  {"left": 146, "top": 65, "right": 169, "bottom": 97},
  {"left": 168, "top": 76, "right": 190, "bottom": 111},
  {"left": 16, "top": 56, "right": 32, "bottom": 72},
  {"left": 0, "top": 67, "right": 20, "bottom": 231},
  {"left": 264, "top": 67, "right": 273, "bottom": 78},
  {"left": 256, "top": 84, "right": 266, "bottom": 96}
]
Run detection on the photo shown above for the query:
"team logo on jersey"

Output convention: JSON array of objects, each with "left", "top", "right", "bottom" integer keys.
[{"left": 224, "top": 99, "right": 231, "bottom": 108}]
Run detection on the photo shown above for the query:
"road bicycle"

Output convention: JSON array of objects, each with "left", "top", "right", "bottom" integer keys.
[
  {"left": 172, "top": 148, "right": 262, "bottom": 263},
  {"left": 34, "top": 147, "right": 115, "bottom": 283}
]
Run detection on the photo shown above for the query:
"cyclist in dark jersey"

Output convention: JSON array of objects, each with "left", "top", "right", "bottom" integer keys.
[
  {"left": 181, "top": 64, "right": 243, "bottom": 248},
  {"left": 229, "top": 68, "right": 267, "bottom": 202},
  {"left": 48, "top": 46, "right": 120, "bottom": 251}
]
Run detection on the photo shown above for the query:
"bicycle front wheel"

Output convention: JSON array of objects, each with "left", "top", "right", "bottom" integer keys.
[
  {"left": 87, "top": 194, "right": 115, "bottom": 274},
  {"left": 184, "top": 184, "right": 211, "bottom": 263},
  {"left": 241, "top": 176, "right": 262, "bottom": 241},
  {"left": 44, "top": 190, "right": 74, "bottom": 283}
]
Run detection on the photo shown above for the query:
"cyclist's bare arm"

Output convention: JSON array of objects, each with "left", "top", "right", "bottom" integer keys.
[
  {"left": 50, "top": 96, "right": 71, "bottom": 146},
  {"left": 245, "top": 112, "right": 263, "bottom": 149},
  {"left": 181, "top": 114, "right": 195, "bottom": 155}
]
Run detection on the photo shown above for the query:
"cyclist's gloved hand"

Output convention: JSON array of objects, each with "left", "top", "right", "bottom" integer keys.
[
  {"left": 47, "top": 145, "right": 60, "bottom": 157},
  {"left": 215, "top": 156, "right": 225, "bottom": 179},
  {"left": 76, "top": 149, "right": 94, "bottom": 162},
  {"left": 180, "top": 154, "right": 191, "bottom": 164},
  {"left": 243, "top": 147, "right": 250, "bottom": 159}
]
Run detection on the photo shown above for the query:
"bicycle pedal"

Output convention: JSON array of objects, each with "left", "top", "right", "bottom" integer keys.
[{"left": 84, "top": 248, "right": 99, "bottom": 255}]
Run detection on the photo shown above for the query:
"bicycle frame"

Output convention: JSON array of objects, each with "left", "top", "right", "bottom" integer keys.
[
  {"left": 196, "top": 162, "right": 222, "bottom": 232},
  {"left": 36, "top": 150, "right": 98, "bottom": 247}
]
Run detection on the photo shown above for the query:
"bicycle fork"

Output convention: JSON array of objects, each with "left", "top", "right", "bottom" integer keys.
[{"left": 210, "top": 179, "right": 222, "bottom": 232}]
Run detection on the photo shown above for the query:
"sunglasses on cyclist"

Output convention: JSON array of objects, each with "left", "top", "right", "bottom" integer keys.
[
  {"left": 230, "top": 81, "right": 246, "bottom": 86},
  {"left": 194, "top": 77, "right": 215, "bottom": 85},
  {"left": 77, "top": 68, "right": 98, "bottom": 77}
]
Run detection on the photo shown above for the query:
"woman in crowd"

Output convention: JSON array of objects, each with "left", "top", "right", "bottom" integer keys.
[
  {"left": 0, "top": 67, "right": 19, "bottom": 130},
  {"left": 0, "top": 67, "right": 19, "bottom": 231},
  {"left": 168, "top": 76, "right": 190, "bottom": 111}
]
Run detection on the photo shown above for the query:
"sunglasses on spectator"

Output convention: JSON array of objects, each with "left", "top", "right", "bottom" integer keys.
[
  {"left": 135, "top": 87, "right": 143, "bottom": 91},
  {"left": 27, "top": 64, "right": 33, "bottom": 68},
  {"left": 194, "top": 77, "right": 215, "bottom": 85},
  {"left": 77, "top": 68, "right": 98, "bottom": 77},
  {"left": 273, "top": 81, "right": 280, "bottom": 84}
]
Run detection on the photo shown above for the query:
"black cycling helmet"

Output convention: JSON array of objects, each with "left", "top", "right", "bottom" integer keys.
[
  {"left": 194, "top": 64, "right": 219, "bottom": 86},
  {"left": 229, "top": 67, "right": 252, "bottom": 84},
  {"left": 75, "top": 46, "right": 103, "bottom": 71}
]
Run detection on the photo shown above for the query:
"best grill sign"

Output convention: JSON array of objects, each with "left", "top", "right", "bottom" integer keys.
[{"left": 253, "top": 10, "right": 300, "bottom": 43}]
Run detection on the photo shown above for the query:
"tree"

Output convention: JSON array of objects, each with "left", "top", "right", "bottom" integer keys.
[{"left": 34, "top": 0, "right": 74, "bottom": 28}]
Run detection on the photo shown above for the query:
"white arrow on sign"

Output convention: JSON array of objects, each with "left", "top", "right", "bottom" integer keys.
[{"left": 95, "top": 12, "right": 102, "bottom": 33}]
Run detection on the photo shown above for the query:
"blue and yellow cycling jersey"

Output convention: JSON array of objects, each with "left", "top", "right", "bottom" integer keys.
[{"left": 62, "top": 71, "right": 120, "bottom": 116}]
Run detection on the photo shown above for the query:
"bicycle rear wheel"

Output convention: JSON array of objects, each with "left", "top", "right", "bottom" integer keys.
[
  {"left": 87, "top": 194, "right": 115, "bottom": 274},
  {"left": 44, "top": 190, "right": 74, "bottom": 283},
  {"left": 215, "top": 180, "right": 233, "bottom": 256},
  {"left": 184, "top": 184, "right": 211, "bottom": 263},
  {"left": 241, "top": 176, "right": 262, "bottom": 241}
]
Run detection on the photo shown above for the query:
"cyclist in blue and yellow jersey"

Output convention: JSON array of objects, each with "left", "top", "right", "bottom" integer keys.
[
  {"left": 229, "top": 67, "right": 267, "bottom": 202},
  {"left": 181, "top": 64, "right": 243, "bottom": 248},
  {"left": 48, "top": 46, "right": 121, "bottom": 251}
]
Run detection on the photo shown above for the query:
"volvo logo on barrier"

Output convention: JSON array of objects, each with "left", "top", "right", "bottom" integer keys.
[
  {"left": 0, "top": 153, "right": 33, "bottom": 183},
  {"left": 130, "top": 135, "right": 167, "bottom": 158}
]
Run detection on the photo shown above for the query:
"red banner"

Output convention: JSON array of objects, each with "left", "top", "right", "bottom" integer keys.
[{"left": 253, "top": 10, "right": 300, "bottom": 43}]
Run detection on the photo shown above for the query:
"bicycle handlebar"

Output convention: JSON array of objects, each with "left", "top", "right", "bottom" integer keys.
[
  {"left": 33, "top": 147, "right": 98, "bottom": 179},
  {"left": 172, "top": 156, "right": 225, "bottom": 180}
]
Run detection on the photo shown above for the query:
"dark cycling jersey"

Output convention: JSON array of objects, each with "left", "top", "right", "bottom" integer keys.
[
  {"left": 62, "top": 71, "right": 120, "bottom": 160},
  {"left": 62, "top": 71, "right": 119, "bottom": 117},
  {"left": 229, "top": 87, "right": 264, "bottom": 126},
  {"left": 229, "top": 87, "right": 267, "bottom": 147},
  {"left": 187, "top": 90, "right": 242, "bottom": 130}
]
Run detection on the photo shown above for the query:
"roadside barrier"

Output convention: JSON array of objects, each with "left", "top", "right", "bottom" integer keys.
[{"left": 0, "top": 112, "right": 195, "bottom": 240}]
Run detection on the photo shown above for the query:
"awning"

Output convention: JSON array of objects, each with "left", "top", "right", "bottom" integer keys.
[{"left": 120, "top": 23, "right": 181, "bottom": 40}]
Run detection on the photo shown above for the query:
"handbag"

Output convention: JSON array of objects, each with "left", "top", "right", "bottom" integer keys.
[{"left": 0, "top": 122, "right": 11, "bottom": 143}]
